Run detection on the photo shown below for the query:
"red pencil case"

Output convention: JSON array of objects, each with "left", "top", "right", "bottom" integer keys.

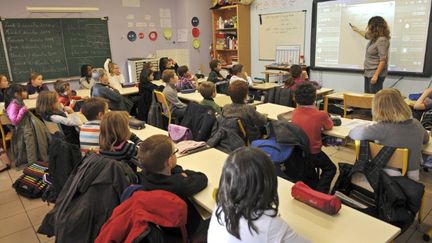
[{"left": 291, "top": 181, "right": 341, "bottom": 215}]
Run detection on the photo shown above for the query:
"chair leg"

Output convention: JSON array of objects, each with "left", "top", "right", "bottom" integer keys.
[{"left": 424, "top": 228, "right": 432, "bottom": 242}]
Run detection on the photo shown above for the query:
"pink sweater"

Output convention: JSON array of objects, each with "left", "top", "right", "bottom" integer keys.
[{"left": 6, "top": 100, "right": 28, "bottom": 126}]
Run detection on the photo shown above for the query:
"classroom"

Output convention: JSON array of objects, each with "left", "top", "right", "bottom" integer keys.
[{"left": 0, "top": 0, "right": 431, "bottom": 242}]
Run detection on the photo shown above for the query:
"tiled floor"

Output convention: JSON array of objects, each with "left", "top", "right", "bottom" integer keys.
[{"left": 0, "top": 146, "right": 431, "bottom": 243}]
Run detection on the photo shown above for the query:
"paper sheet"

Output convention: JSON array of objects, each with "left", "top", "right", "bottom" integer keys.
[
  {"left": 177, "top": 29, "right": 188, "bottom": 42},
  {"left": 127, "top": 22, "right": 134, "bottom": 28},
  {"left": 126, "top": 14, "right": 135, "bottom": 20},
  {"left": 344, "top": 119, "right": 373, "bottom": 130},
  {"left": 135, "top": 22, "right": 147, "bottom": 28},
  {"left": 144, "top": 15, "right": 151, "bottom": 21},
  {"left": 159, "top": 8, "right": 171, "bottom": 18},
  {"left": 122, "top": 0, "right": 140, "bottom": 8},
  {"left": 160, "top": 18, "right": 172, "bottom": 28}
]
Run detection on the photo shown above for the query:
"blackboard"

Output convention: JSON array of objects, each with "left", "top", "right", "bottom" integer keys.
[
  {"left": 0, "top": 31, "right": 10, "bottom": 79},
  {"left": 1, "top": 18, "right": 111, "bottom": 82}
]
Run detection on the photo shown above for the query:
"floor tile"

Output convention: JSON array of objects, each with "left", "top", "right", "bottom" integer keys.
[
  {"left": 8, "top": 168, "right": 22, "bottom": 182},
  {"left": 394, "top": 222, "right": 416, "bottom": 243},
  {"left": 0, "top": 200, "right": 25, "bottom": 220},
  {"left": 0, "top": 213, "right": 31, "bottom": 238},
  {"left": 0, "top": 189, "right": 19, "bottom": 206},
  {"left": 0, "top": 177, "right": 12, "bottom": 192},
  {"left": 27, "top": 204, "right": 53, "bottom": 227},
  {"left": 20, "top": 196, "right": 48, "bottom": 211},
  {"left": 0, "top": 228, "right": 39, "bottom": 243},
  {"left": 0, "top": 171, "right": 10, "bottom": 180}
]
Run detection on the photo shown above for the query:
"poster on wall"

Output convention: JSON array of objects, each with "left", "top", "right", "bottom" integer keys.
[
  {"left": 122, "top": 0, "right": 140, "bottom": 8},
  {"left": 178, "top": 29, "right": 188, "bottom": 42}
]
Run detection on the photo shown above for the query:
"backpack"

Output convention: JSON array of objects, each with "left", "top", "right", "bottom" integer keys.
[
  {"left": 13, "top": 161, "right": 49, "bottom": 198},
  {"left": 420, "top": 109, "right": 432, "bottom": 130},
  {"left": 168, "top": 124, "right": 193, "bottom": 143},
  {"left": 251, "top": 138, "right": 294, "bottom": 163}
]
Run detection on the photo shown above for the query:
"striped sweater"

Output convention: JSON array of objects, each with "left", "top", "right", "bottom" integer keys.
[
  {"left": 99, "top": 133, "right": 142, "bottom": 172},
  {"left": 80, "top": 120, "right": 101, "bottom": 155}
]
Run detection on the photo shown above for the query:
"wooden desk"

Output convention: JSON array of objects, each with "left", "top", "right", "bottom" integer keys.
[
  {"left": 323, "top": 118, "right": 373, "bottom": 138},
  {"left": 317, "top": 87, "right": 334, "bottom": 97},
  {"left": 323, "top": 92, "right": 374, "bottom": 113},
  {"left": 256, "top": 103, "right": 294, "bottom": 120},
  {"left": 251, "top": 82, "right": 282, "bottom": 90},
  {"left": 177, "top": 148, "right": 400, "bottom": 243},
  {"left": 178, "top": 91, "right": 262, "bottom": 107}
]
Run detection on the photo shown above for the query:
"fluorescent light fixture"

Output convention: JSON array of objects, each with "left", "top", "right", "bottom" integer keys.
[{"left": 26, "top": 7, "right": 100, "bottom": 13}]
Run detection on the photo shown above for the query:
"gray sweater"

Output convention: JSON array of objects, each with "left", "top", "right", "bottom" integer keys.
[
  {"left": 349, "top": 119, "right": 429, "bottom": 171},
  {"left": 163, "top": 83, "right": 187, "bottom": 113}
]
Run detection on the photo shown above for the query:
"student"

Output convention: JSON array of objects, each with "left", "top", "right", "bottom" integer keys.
[
  {"left": 79, "top": 97, "right": 108, "bottom": 155},
  {"left": 54, "top": 80, "right": 81, "bottom": 109},
  {"left": 223, "top": 80, "right": 267, "bottom": 141},
  {"left": 0, "top": 74, "right": 9, "bottom": 102},
  {"left": 80, "top": 64, "right": 96, "bottom": 89},
  {"left": 291, "top": 82, "right": 336, "bottom": 193},
  {"left": 137, "top": 134, "right": 208, "bottom": 234},
  {"left": 99, "top": 111, "right": 142, "bottom": 173},
  {"left": 162, "top": 69, "right": 187, "bottom": 120},
  {"left": 36, "top": 91, "right": 82, "bottom": 145},
  {"left": 104, "top": 58, "right": 126, "bottom": 90},
  {"left": 5, "top": 84, "right": 28, "bottom": 126},
  {"left": 159, "top": 57, "right": 179, "bottom": 76},
  {"left": 207, "top": 59, "right": 225, "bottom": 84},
  {"left": 176, "top": 65, "right": 197, "bottom": 91},
  {"left": 349, "top": 88, "right": 429, "bottom": 180},
  {"left": 290, "top": 65, "right": 308, "bottom": 87},
  {"left": 229, "top": 64, "right": 252, "bottom": 86},
  {"left": 208, "top": 147, "right": 309, "bottom": 243},
  {"left": 198, "top": 81, "right": 222, "bottom": 113},
  {"left": 413, "top": 87, "right": 432, "bottom": 111},
  {"left": 137, "top": 67, "right": 163, "bottom": 121},
  {"left": 91, "top": 68, "right": 132, "bottom": 112},
  {"left": 27, "top": 72, "right": 49, "bottom": 97}
]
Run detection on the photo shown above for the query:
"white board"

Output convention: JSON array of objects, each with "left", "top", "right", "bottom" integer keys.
[{"left": 259, "top": 11, "right": 306, "bottom": 60}]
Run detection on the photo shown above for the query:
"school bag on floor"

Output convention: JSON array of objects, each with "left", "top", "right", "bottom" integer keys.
[{"left": 13, "top": 161, "right": 49, "bottom": 198}]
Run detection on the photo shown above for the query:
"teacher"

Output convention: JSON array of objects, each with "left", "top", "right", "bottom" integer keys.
[{"left": 351, "top": 16, "right": 390, "bottom": 94}]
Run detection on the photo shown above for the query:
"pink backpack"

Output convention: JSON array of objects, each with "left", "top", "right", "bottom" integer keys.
[{"left": 168, "top": 124, "right": 193, "bottom": 143}]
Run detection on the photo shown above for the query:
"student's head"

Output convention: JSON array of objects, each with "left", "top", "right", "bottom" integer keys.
[
  {"left": 367, "top": 16, "right": 390, "bottom": 41},
  {"left": 80, "top": 64, "right": 93, "bottom": 78},
  {"left": 199, "top": 81, "right": 217, "bottom": 99},
  {"left": 290, "top": 65, "right": 302, "bottom": 79},
  {"left": 54, "top": 80, "right": 71, "bottom": 96},
  {"left": 109, "top": 62, "right": 121, "bottom": 75},
  {"left": 294, "top": 82, "right": 316, "bottom": 106},
  {"left": 228, "top": 80, "right": 248, "bottom": 104},
  {"left": 162, "top": 69, "right": 178, "bottom": 84},
  {"left": 177, "top": 65, "right": 189, "bottom": 78},
  {"left": 160, "top": 57, "right": 170, "bottom": 68},
  {"left": 92, "top": 68, "right": 109, "bottom": 85},
  {"left": 283, "top": 73, "right": 295, "bottom": 88},
  {"left": 138, "top": 135, "right": 177, "bottom": 173},
  {"left": 0, "top": 74, "right": 9, "bottom": 89},
  {"left": 99, "top": 111, "right": 131, "bottom": 151},
  {"left": 5, "top": 84, "right": 26, "bottom": 107},
  {"left": 372, "top": 88, "right": 411, "bottom": 123},
  {"left": 81, "top": 97, "right": 108, "bottom": 121},
  {"left": 139, "top": 68, "right": 154, "bottom": 84},
  {"left": 29, "top": 72, "right": 43, "bottom": 87},
  {"left": 215, "top": 147, "right": 279, "bottom": 239},
  {"left": 231, "top": 64, "right": 244, "bottom": 75},
  {"left": 210, "top": 59, "right": 222, "bottom": 71},
  {"left": 36, "top": 91, "right": 59, "bottom": 117}
]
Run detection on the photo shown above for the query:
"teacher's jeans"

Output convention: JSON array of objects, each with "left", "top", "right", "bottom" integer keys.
[{"left": 364, "top": 76, "right": 385, "bottom": 94}]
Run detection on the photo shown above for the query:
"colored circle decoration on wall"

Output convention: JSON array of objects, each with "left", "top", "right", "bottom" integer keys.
[
  {"left": 149, "top": 31, "right": 158, "bottom": 41},
  {"left": 163, "top": 28, "right": 173, "bottom": 40},
  {"left": 191, "top": 17, "right": 199, "bottom": 27},
  {"left": 192, "top": 39, "right": 200, "bottom": 49},
  {"left": 192, "top": 28, "right": 200, "bottom": 38},
  {"left": 127, "top": 31, "right": 137, "bottom": 42},
  {"left": 138, "top": 32, "right": 145, "bottom": 39}
]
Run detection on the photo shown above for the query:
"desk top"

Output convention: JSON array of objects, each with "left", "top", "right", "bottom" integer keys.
[
  {"left": 132, "top": 124, "right": 167, "bottom": 140},
  {"left": 317, "top": 87, "right": 334, "bottom": 96},
  {"left": 325, "top": 92, "right": 375, "bottom": 100},
  {"left": 178, "top": 91, "right": 262, "bottom": 107},
  {"left": 256, "top": 103, "right": 294, "bottom": 120},
  {"left": 177, "top": 148, "right": 400, "bottom": 243},
  {"left": 250, "top": 82, "right": 282, "bottom": 90}
]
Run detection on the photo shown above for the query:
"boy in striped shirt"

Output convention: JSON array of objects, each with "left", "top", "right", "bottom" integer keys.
[{"left": 80, "top": 98, "right": 108, "bottom": 155}]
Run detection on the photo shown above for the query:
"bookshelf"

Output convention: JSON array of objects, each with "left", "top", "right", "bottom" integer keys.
[{"left": 212, "top": 4, "right": 251, "bottom": 74}]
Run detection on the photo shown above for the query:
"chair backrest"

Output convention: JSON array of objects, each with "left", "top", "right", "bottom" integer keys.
[
  {"left": 44, "top": 120, "right": 63, "bottom": 135},
  {"left": 355, "top": 141, "right": 409, "bottom": 176},
  {"left": 343, "top": 93, "right": 373, "bottom": 118},
  {"left": 237, "top": 119, "right": 249, "bottom": 146},
  {"left": 0, "top": 114, "right": 12, "bottom": 149},
  {"left": 153, "top": 90, "right": 172, "bottom": 124}
]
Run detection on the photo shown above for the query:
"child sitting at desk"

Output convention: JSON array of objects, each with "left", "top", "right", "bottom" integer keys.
[
  {"left": 104, "top": 58, "right": 126, "bottom": 90},
  {"left": 291, "top": 82, "right": 336, "bottom": 193},
  {"left": 223, "top": 80, "right": 267, "bottom": 141},
  {"left": 54, "top": 80, "right": 82, "bottom": 110},
  {"left": 208, "top": 147, "right": 309, "bottom": 243},
  {"left": 207, "top": 59, "right": 227, "bottom": 94},
  {"left": 159, "top": 57, "right": 179, "bottom": 77},
  {"left": 36, "top": 91, "right": 82, "bottom": 145},
  {"left": 26, "top": 72, "right": 49, "bottom": 98},
  {"left": 0, "top": 74, "right": 9, "bottom": 102},
  {"left": 229, "top": 64, "right": 252, "bottom": 86},
  {"left": 176, "top": 65, "right": 197, "bottom": 92},
  {"left": 349, "top": 88, "right": 429, "bottom": 181},
  {"left": 80, "top": 64, "right": 96, "bottom": 89},
  {"left": 79, "top": 97, "right": 108, "bottom": 155},
  {"left": 199, "top": 81, "right": 222, "bottom": 114},
  {"left": 137, "top": 134, "right": 208, "bottom": 235},
  {"left": 162, "top": 69, "right": 187, "bottom": 120},
  {"left": 5, "top": 84, "right": 28, "bottom": 126},
  {"left": 290, "top": 64, "right": 309, "bottom": 87}
]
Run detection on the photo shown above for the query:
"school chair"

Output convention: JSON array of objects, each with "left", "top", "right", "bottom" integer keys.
[
  {"left": 154, "top": 90, "right": 176, "bottom": 125},
  {"left": 237, "top": 119, "right": 249, "bottom": 146},
  {"left": 343, "top": 93, "right": 373, "bottom": 120},
  {"left": 0, "top": 114, "right": 12, "bottom": 150},
  {"left": 43, "top": 120, "right": 63, "bottom": 135}
]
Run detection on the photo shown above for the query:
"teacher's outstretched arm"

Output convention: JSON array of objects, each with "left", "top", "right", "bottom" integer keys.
[{"left": 350, "top": 23, "right": 366, "bottom": 38}]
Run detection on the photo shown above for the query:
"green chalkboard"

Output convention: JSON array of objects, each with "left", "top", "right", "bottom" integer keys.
[
  {"left": 0, "top": 33, "right": 9, "bottom": 80},
  {"left": 2, "top": 18, "right": 111, "bottom": 82}
]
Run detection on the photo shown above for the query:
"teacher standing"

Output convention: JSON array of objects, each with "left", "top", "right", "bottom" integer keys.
[{"left": 351, "top": 16, "right": 390, "bottom": 94}]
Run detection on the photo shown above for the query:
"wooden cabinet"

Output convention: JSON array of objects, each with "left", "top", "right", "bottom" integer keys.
[{"left": 212, "top": 4, "right": 251, "bottom": 74}]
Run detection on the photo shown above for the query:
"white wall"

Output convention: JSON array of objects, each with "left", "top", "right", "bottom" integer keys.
[{"left": 250, "top": 0, "right": 432, "bottom": 96}]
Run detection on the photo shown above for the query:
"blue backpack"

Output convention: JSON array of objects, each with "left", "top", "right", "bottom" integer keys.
[{"left": 251, "top": 138, "right": 294, "bottom": 164}]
